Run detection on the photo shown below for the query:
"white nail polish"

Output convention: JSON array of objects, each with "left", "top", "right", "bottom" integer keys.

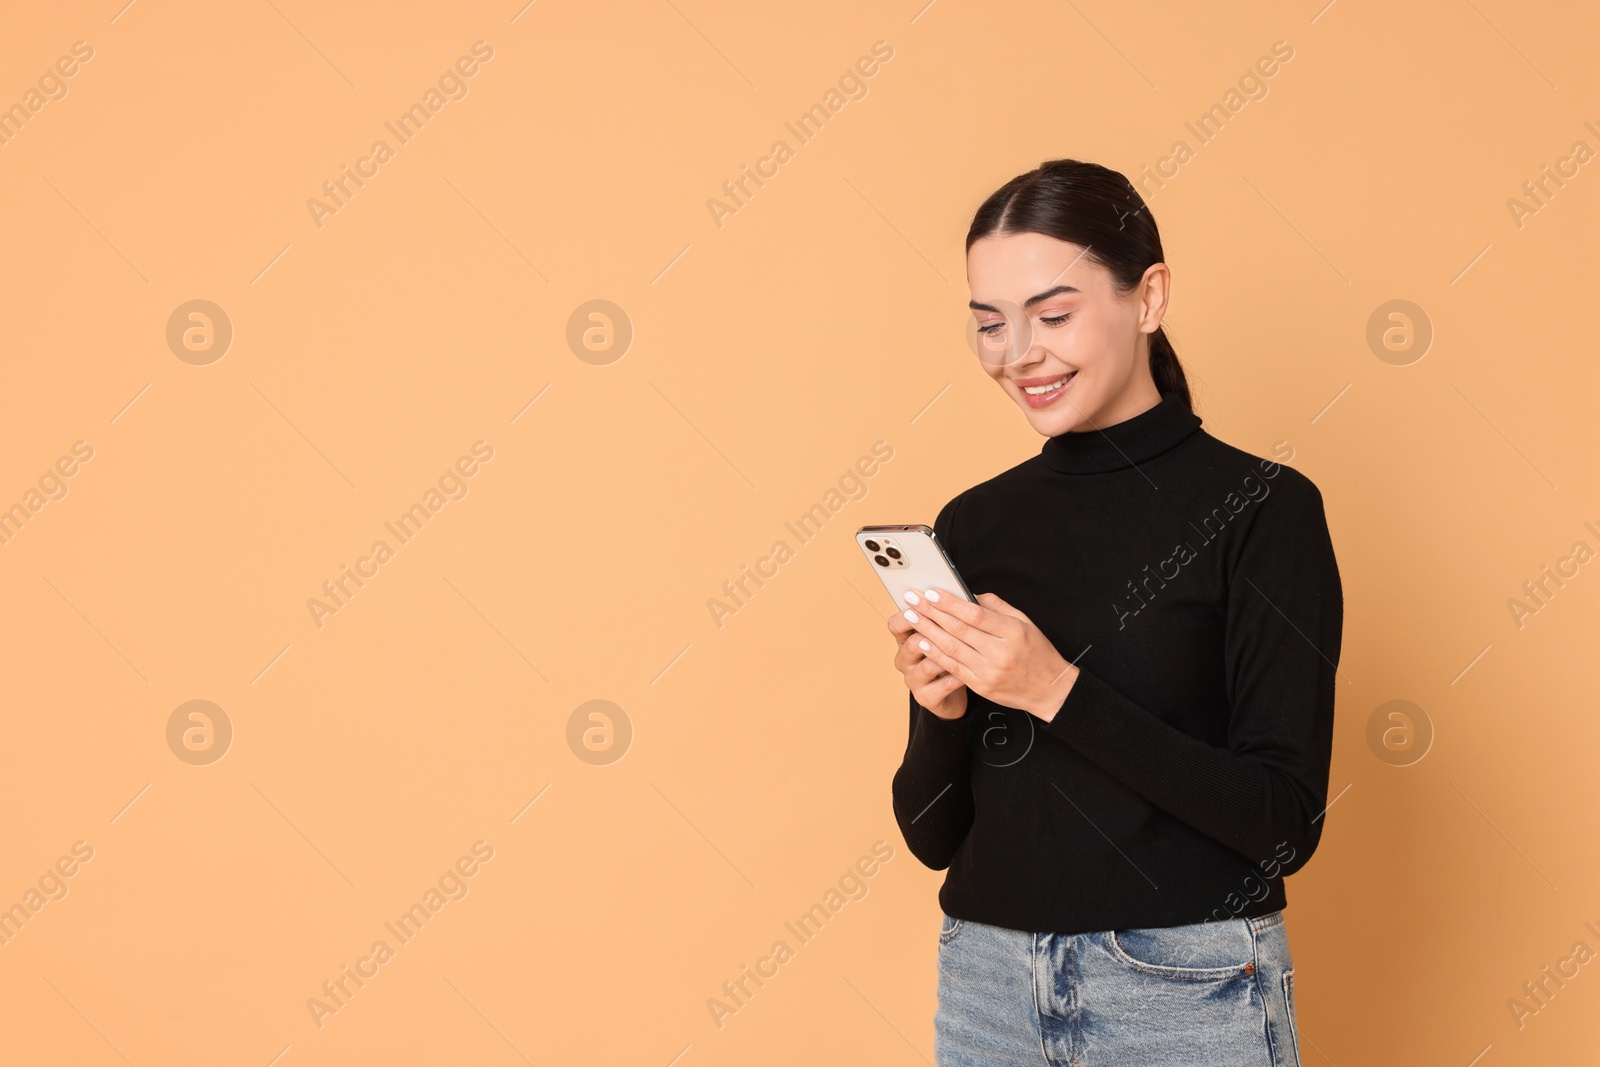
[
  {"left": 904, "top": 609, "right": 919, "bottom": 623},
  {"left": 919, "top": 639, "right": 931, "bottom": 652},
  {"left": 925, "top": 589, "right": 940, "bottom": 602},
  {"left": 903, "top": 590, "right": 921, "bottom": 605}
]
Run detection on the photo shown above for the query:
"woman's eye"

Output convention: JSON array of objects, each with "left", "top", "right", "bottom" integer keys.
[
  {"left": 1040, "top": 313, "right": 1073, "bottom": 326},
  {"left": 976, "top": 322, "right": 1005, "bottom": 334}
]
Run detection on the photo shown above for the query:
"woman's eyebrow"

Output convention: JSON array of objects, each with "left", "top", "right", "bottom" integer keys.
[{"left": 968, "top": 285, "right": 1081, "bottom": 313}]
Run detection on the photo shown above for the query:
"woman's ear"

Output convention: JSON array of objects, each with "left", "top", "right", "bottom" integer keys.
[{"left": 1137, "top": 262, "right": 1170, "bottom": 333}]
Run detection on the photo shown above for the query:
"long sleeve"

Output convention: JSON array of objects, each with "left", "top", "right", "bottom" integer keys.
[
  {"left": 891, "top": 493, "right": 977, "bottom": 870},
  {"left": 1039, "top": 469, "right": 1343, "bottom": 872}
]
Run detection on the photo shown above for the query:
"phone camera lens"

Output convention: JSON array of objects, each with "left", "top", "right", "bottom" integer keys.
[
  {"left": 873, "top": 555, "right": 890, "bottom": 567},
  {"left": 885, "top": 547, "right": 902, "bottom": 560},
  {"left": 864, "top": 539, "right": 881, "bottom": 552}
]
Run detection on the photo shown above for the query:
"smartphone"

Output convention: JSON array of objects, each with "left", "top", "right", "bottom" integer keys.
[{"left": 856, "top": 524, "right": 975, "bottom": 607}]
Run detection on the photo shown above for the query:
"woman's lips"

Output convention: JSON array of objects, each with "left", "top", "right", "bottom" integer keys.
[{"left": 1018, "top": 370, "right": 1078, "bottom": 408}]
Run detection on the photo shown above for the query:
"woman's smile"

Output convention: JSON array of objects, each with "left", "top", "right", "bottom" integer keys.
[{"left": 1014, "top": 370, "right": 1079, "bottom": 408}]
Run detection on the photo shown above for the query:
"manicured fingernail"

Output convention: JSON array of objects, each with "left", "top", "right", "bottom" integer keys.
[
  {"left": 902, "top": 590, "right": 920, "bottom": 605},
  {"left": 918, "top": 639, "right": 931, "bottom": 652},
  {"left": 903, "top": 609, "right": 919, "bottom": 623},
  {"left": 924, "top": 589, "right": 940, "bottom": 602}
]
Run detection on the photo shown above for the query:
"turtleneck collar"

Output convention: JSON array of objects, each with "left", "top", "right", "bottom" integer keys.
[{"left": 1039, "top": 391, "right": 1203, "bottom": 474}]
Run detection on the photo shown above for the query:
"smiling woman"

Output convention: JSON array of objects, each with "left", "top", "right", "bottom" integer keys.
[
  {"left": 885, "top": 158, "right": 1340, "bottom": 1066},
  {"left": 963, "top": 173, "right": 1185, "bottom": 436}
]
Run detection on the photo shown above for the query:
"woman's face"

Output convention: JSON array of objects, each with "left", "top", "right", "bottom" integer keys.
[{"left": 966, "top": 231, "right": 1168, "bottom": 436}]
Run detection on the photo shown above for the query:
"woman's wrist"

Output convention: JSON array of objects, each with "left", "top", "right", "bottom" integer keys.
[{"left": 1030, "top": 661, "right": 1080, "bottom": 723}]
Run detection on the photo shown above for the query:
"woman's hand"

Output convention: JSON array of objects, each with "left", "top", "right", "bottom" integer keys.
[
  {"left": 888, "top": 602, "right": 969, "bottom": 720},
  {"left": 898, "top": 587, "right": 1079, "bottom": 722}
]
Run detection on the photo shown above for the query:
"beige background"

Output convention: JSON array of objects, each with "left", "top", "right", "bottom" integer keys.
[{"left": 2, "top": 0, "right": 1597, "bottom": 1063}]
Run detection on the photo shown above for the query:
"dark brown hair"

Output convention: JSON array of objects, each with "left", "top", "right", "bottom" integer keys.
[{"left": 966, "top": 159, "right": 1193, "bottom": 411}]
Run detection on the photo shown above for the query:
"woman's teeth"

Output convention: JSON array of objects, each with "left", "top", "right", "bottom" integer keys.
[{"left": 1024, "top": 372, "right": 1076, "bottom": 395}]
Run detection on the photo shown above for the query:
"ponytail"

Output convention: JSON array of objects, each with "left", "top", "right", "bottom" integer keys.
[{"left": 1147, "top": 325, "right": 1191, "bottom": 411}]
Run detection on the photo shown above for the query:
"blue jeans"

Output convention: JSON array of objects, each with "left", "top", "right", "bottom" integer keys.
[{"left": 935, "top": 910, "right": 1303, "bottom": 1066}]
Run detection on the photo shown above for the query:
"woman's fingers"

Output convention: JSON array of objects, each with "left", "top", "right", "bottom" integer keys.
[
  {"left": 913, "top": 652, "right": 962, "bottom": 693},
  {"left": 917, "top": 672, "right": 964, "bottom": 707},
  {"left": 916, "top": 630, "right": 977, "bottom": 687},
  {"left": 891, "top": 613, "right": 938, "bottom": 678},
  {"left": 887, "top": 607, "right": 917, "bottom": 641},
  {"left": 913, "top": 589, "right": 1009, "bottom": 650},
  {"left": 893, "top": 638, "right": 923, "bottom": 674},
  {"left": 975, "top": 591, "right": 1032, "bottom": 625},
  {"left": 901, "top": 604, "right": 979, "bottom": 676},
  {"left": 890, "top": 603, "right": 970, "bottom": 712}
]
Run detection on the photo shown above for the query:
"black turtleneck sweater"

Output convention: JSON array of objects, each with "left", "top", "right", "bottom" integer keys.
[{"left": 891, "top": 391, "right": 1343, "bottom": 934}]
